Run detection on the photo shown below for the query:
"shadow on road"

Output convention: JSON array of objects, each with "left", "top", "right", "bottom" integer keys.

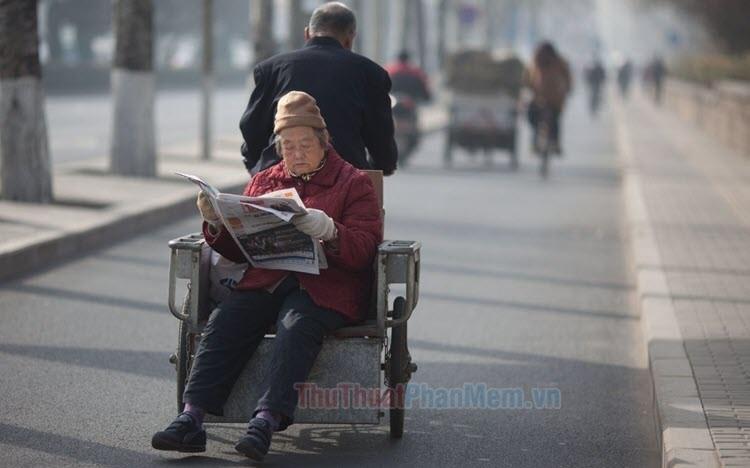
[
  {"left": 422, "top": 262, "right": 632, "bottom": 291},
  {"left": 0, "top": 422, "right": 150, "bottom": 467},
  {"left": 0, "top": 343, "right": 171, "bottom": 380},
  {"left": 9, "top": 284, "right": 164, "bottom": 315},
  {"left": 420, "top": 290, "right": 636, "bottom": 321}
]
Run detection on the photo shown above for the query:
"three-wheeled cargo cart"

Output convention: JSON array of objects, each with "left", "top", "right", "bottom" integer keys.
[
  {"left": 443, "top": 50, "right": 525, "bottom": 169},
  {"left": 166, "top": 172, "right": 421, "bottom": 438}
]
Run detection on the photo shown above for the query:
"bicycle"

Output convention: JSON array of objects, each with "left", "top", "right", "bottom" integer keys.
[{"left": 533, "top": 105, "right": 555, "bottom": 178}]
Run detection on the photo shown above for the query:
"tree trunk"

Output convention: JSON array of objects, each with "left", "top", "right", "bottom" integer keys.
[
  {"left": 110, "top": 0, "right": 156, "bottom": 177},
  {"left": 252, "top": 0, "right": 275, "bottom": 65},
  {"left": 484, "top": 0, "right": 494, "bottom": 50},
  {"left": 398, "top": 0, "right": 412, "bottom": 54},
  {"left": 437, "top": 0, "right": 448, "bottom": 69},
  {"left": 201, "top": 0, "right": 213, "bottom": 160},
  {"left": 287, "top": 0, "right": 305, "bottom": 51},
  {"left": 371, "top": 0, "right": 384, "bottom": 64},
  {"left": 414, "top": 0, "right": 426, "bottom": 69},
  {"left": 0, "top": 0, "right": 52, "bottom": 203},
  {"left": 527, "top": 1, "right": 540, "bottom": 48},
  {"left": 348, "top": 0, "right": 363, "bottom": 53}
]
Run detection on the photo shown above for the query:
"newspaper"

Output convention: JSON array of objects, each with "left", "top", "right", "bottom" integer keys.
[{"left": 176, "top": 172, "right": 327, "bottom": 275}]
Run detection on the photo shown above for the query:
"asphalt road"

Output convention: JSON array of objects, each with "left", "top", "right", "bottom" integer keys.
[{"left": 0, "top": 92, "right": 659, "bottom": 467}]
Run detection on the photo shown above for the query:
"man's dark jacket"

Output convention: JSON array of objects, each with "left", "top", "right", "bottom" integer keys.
[{"left": 240, "top": 36, "right": 398, "bottom": 174}]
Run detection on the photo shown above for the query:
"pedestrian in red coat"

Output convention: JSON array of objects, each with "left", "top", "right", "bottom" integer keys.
[{"left": 152, "top": 91, "right": 382, "bottom": 461}]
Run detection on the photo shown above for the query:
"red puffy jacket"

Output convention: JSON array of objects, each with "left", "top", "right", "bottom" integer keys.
[{"left": 203, "top": 148, "right": 382, "bottom": 323}]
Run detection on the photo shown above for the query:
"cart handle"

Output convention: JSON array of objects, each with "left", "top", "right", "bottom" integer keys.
[
  {"left": 385, "top": 256, "right": 418, "bottom": 328},
  {"left": 168, "top": 249, "right": 190, "bottom": 321},
  {"left": 378, "top": 241, "right": 420, "bottom": 328}
]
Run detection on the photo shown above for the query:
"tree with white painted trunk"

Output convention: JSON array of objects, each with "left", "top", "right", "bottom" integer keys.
[
  {"left": 111, "top": 0, "right": 156, "bottom": 177},
  {"left": 0, "top": 0, "right": 52, "bottom": 203}
]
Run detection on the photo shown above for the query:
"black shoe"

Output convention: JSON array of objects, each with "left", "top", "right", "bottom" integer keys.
[
  {"left": 235, "top": 417, "right": 273, "bottom": 461},
  {"left": 151, "top": 412, "right": 206, "bottom": 453}
]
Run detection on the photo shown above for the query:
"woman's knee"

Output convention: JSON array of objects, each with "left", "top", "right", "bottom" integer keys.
[
  {"left": 277, "top": 310, "right": 326, "bottom": 340},
  {"left": 203, "top": 291, "right": 275, "bottom": 340},
  {"left": 276, "top": 291, "right": 346, "bottom": 339},
  {"left": 278, "top": 310, "right": 345, "bottom": 348}
]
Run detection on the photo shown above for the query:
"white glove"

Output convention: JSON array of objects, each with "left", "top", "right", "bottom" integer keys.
[
  {"left": 197, "top": 191, "right": 220, "bottom": 226},
  {"left": 292, "top": 208, "right": 336, "bottom": 241}
]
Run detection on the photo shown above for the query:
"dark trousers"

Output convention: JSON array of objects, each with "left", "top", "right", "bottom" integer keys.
[
  {"left": 527, "top": 102, "right": 561, "bottom": 146},
  {"left": 182, "top": 276, "right": 346, "bottom": 429}
]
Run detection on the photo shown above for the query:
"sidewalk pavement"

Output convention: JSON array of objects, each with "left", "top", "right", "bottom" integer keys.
[
  {"left": 0, "top": 143, "right": 248, "bottom": 283},
  {"left": 614, "top": 90, "right": 750, "bottom": 467},
  {"left": 0, "top": 102, "right": 447, "bottom": 284}
]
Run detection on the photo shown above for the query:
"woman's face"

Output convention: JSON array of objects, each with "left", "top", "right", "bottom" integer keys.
[{"left": 278, "top": 126, "right": 325, "bottom": 175}]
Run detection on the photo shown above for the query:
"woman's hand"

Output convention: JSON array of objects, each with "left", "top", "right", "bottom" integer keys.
[
  {"left": 197, "top": 192, "right": 220, "bottom": 227},
  {"left": 292, "top": 208, "right": 336, "bottom": 241}
]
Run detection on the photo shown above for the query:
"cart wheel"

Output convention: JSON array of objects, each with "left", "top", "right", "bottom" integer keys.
[
  {"left": 389, "top": 297, "right": 408, "bottom": 438},
  {"left": 176, "top": 320, "right": 190, "bottom": 413},
  {"left": 443, "top": 134, "right": 453, "bottom": 168}
]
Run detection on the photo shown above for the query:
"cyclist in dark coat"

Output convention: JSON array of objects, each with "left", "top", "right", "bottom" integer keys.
[{"left": 239, "top": 2, "right": 398, "bottom": 176}]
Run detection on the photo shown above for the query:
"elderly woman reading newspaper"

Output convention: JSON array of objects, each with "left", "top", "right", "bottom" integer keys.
[{"left": 152, "top": 91, "right": 382, "bottom": 460}]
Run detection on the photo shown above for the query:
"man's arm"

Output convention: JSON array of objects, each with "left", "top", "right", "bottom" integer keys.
[
  {"left": 362, "top": 67, "right": 398, "bottom": 175},
  {"left": 239, "top": 64, "right": 276, "bottom": 173}
]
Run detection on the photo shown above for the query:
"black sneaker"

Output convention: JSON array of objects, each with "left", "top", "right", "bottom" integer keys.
[
  {"left": 235, "top": 417, "right": 273, "bottom": 461},
  {"left": 151, "top": 412, "right": 206, "bottom": 453}
]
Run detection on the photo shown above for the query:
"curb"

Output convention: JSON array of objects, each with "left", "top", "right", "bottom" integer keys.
[
  {"left": 0, "top": 177, "right": 245, "bottom": 284},
  {"left": 613, "top": 98, "right": 720, "bottom": 468}
]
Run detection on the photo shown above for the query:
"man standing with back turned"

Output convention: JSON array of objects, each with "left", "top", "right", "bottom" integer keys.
[{"left": 240, "top": 2, "right": 398, "bottom": 176}]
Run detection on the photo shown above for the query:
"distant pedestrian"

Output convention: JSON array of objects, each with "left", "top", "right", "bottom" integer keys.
[
  {"left": 617, "top": 59, "right": 634, "bottom": 99},
  {"left": 649, "top": 56, "right": 666, "bottom": 104},
  {"left": 584, "top": 57, "right": 606, "bottom": 116},
  {"left": 239, "top": 2, "right": 397, "bottom": 175}
]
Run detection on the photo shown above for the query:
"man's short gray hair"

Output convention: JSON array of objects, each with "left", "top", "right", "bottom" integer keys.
[{"left": 308, "top": 2, "right": 356, "bottom": 37}]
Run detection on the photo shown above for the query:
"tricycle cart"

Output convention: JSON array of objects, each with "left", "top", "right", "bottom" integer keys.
[
  {"left": 166, "top": 172, "right": 420, "bottom": 438},
  {"left": 443, "top": 50, "right": 524, "bottom": 169}
]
